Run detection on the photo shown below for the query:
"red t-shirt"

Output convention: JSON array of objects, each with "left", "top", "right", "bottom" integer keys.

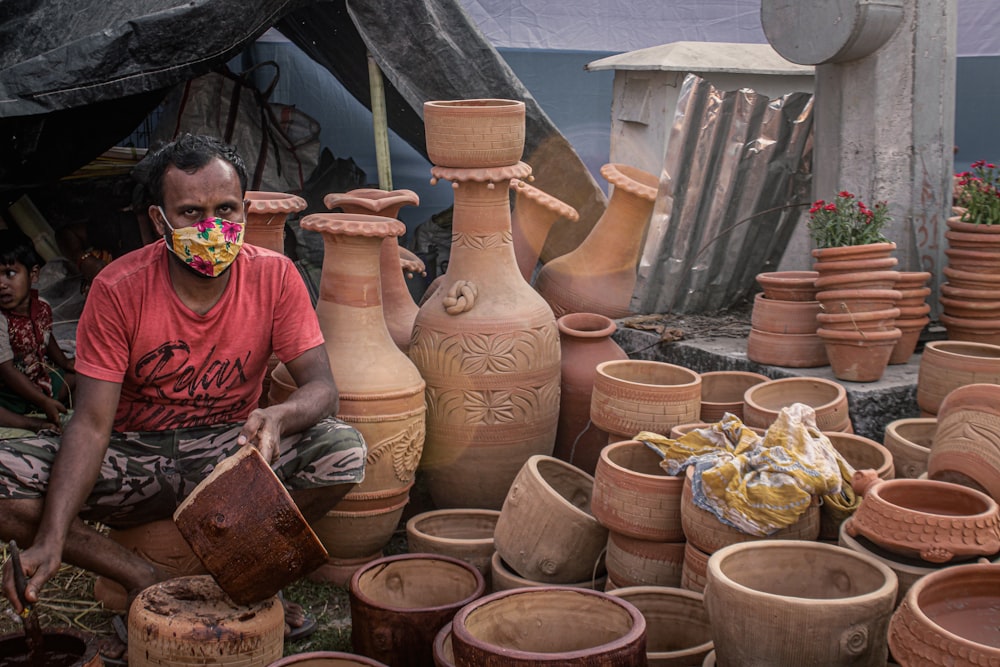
[{"left": 76, "top": 241, "right": 323, "bottom": 432}]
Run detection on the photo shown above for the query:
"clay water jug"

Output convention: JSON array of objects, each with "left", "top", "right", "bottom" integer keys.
[
  {"left": 325, "top": 188, "right": 423, "bottom": 352},
  {"left": 271, "top": 212, "right": 426, "bottom": 582},
  {"left": 509, "top": 177, "right": 579, "bottom": 283},
  {"left": 534, "top": 162, "right": 658, "bottom": 318},
  {"left": 410, "top": 99, "right": 560, "bottom": 511},
  {"left": 552, "top": 312, "right": 628, "bottom": 474}
]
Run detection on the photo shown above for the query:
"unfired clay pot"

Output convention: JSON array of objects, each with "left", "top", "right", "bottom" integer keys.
[
  {"left": 847, "top": 469, "right": 1000, "bottom": 563},
  {"left": 409, "top": 155, "right": 559, "bottom": 510},
  {"left": 509, "top": 177, "right": 579, "bottom": 283},
  {"left": 916, "top": 340, "right": 1000, "bottom": 416},
  {"left": 535, "top": 162, "right": 659, "bottom": 319},
  {"left": 552, "top": 312, "right": 629, "bottom": 475},
  {"left": 493, "top": 455, "right": 608, "bottom": 584},
  {"left": 450, "top": 587, "right": 647, "bottom": 666},
  {"left": 606, "top": 585, "right": 714, "bottom": 667},
  {"left": 889, "top": 562, "right": 1000, "bottom": 665},
  {"left": 928, "top": 382, "right": 1000, "bottom": 501},
  {"left": 704, "top": 540, "right": 897, "bottom": 666}
]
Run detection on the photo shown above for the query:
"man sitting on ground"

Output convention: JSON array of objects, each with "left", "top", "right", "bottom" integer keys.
[{"left": 0, "top": 134, "right": 365, "bottom": 649}]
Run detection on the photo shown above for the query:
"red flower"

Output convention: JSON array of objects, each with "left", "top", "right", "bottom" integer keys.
[{"left": 838, "top": 191, "right": 854, "bottom": 198}]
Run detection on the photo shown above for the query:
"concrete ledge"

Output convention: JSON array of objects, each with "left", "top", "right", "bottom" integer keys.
[{"left": 612, "top": 327, "right": 922, "bottom": 442}]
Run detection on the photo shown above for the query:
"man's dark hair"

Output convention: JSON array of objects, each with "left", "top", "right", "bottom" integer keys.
[
  {"left": 0, "top": 230, "right": 43, "bottom": 270},
  {"left": 145, "top": 134, "right": 248, "bottom": 205}
]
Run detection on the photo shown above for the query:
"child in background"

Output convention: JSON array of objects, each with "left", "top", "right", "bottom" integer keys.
[{"left": 0, "top": 230, "right": 76, "bottom": 432}]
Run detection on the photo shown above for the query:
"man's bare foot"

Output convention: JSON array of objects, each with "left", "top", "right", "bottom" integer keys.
[{"left": 280, "top": 593, "right": 317, "bottom": 641}]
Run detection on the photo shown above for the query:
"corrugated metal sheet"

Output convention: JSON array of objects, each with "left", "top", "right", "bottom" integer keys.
[{"left": 631, "top": 73, "right": 814, "bottom": 315}]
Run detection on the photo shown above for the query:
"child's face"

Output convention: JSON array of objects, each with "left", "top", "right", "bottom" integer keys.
[{"left": 0, "top": 261, "right": 38, "bottom": 315}]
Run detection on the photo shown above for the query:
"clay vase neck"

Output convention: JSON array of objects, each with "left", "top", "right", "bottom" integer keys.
[
  {"left": 509, "top": 178, "right": 579, "bottom": 283},
  {"left": 325, "top": 188, "right": 422, "bottom": 353},
  {"left": 534, "top": 163, "right": 658, "bottom": 318},
  {"left": 244, "top": 191, "right": 307, "bottom": 254}
]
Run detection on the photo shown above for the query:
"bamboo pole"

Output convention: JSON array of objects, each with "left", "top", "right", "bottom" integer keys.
[{"left": 368, "top": 53, "right": 392, "bottom": 191}]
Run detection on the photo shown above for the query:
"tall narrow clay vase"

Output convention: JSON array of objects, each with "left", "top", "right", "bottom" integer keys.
[
  {"left": 245, "top": 191, "right": 307, "bottom": 253},
  {"left": 410, "top": 99, "right": 560, "bottom": 510},
  {"left": 325, "top": 188, "right": 422, "bottom": 353},
  {"left": 509, "top": 178, "right": 580, "bottom": 283},
  {"left": 552, "top": 312, "right": 628, "bottom": 475},
  {"left": 534, "top": 163, "right": 659, "bottom": 318},
  {"left": 271, "top": 212, "right": 426, "bottom": 583}
]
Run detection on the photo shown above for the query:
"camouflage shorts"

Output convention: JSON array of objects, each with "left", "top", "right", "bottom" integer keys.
[{"left": 0, "top": 417, "right": 366, "bottom": 528}]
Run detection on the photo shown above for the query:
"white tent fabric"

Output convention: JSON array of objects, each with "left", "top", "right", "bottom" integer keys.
[{"left": 459, "top": 0, "right": 1000, "bottom": 57}]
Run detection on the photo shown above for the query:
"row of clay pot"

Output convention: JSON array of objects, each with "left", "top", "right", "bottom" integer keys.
[{"left": 942, "top": 207, "right": 1000, "bottom": 344}]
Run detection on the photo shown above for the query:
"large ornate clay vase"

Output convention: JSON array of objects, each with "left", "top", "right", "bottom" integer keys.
[
  {"left": 552, "top": 312, "right": 628, "bottom": 475},
  {"left": 325, "top": 188, "right": 423, "bottom": 353},
  {"left": 245, "top": 190, "right": 308, "bottom": 253},
  {"left": 270, "top": 212, "right": 426, "bottom": 583},
  {"left": 509, "top": 178, "right": 579, "bottom": 283},
  {"left": 534, "top": 163, "right": 658, "bottom": 318},
  {"left": 410, "top": 99, "right": 560, "bottom": 510}
]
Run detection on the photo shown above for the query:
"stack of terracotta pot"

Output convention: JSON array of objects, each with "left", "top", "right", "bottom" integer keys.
[
  {"left": 747, "top": 271, "right": 827, "bottom": 368},
  {"left": 941, "top": 206, "right": 1000, "bottom": 344},
  {"left": 812, "top": 241, "right": 902, "bottom": 382},
  {"left": 888, "top": 271, "right": 932, "bottom": 364}
]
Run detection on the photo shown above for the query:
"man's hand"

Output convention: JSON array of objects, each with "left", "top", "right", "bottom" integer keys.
[
  {"left": 237, "top": 408, "right": 283, "bottom": 463},
  {"left": 41, "top": 397, "right": 67, "bottom": 433},
  {"left": 1, "top": 542, "right": 61, "bottom": 613}
]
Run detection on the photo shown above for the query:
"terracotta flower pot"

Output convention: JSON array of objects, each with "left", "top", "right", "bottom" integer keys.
[
  {"left": 489, "top": 551, "right": 607, "bottom": 592},
  {"left": 268, "top": 653, "right": 390, "bottom": 667},
  {"left": 943, "top": 265, "right": 1000, "bottom": 290},
  {"left": 945, "top": 247, "right": 1000, "bottom": 274},
  {"left": 606, "top": 586, "right": 714, "bottom": 667},
  {"left": 591, "top": 360, "right": 702, "bottom": 442},
  {"left": 811, "top": 255, "right": 899, "bottom": 277},
  {"left": 433, "top": 623, "right": 456, "bottom": 667},
  {"left": 552, "top": 312, "right": 629, "bottom": 474},
  {"left": 893, "top": 271, "right": 932, "bottom": 292},
  {"left": 888, "top": 316, "right": 930, "bottom": 365},
  {"left": 816, "top": 306, "right": 900, "bottom": 332},
  {"left": 450, "top": 587, "right": 647, "bottom": 666},
  {"left": 889, "top": 562, "right": 1000, "bottom": 665},
  {"left": 745, "top": 328, "right": 829, "bottom": 368},
  {"left": 494, "top": 455, "right": 609, "bottom": 584},
  {"left": 825, "top": 431, "right": 895, "bottom": 480},
  {"left": 749, "top": 293, "right": 821, "bottom": 335},
  {"left": 816, "top": 326, "right": 902, "bottom": 383},
  {"left": 742, "top": 377, "right": 851, "bottom": 432},
  {"left": 704, "top": 541, "right": 897, "bottom": 666},
  {"left": 894, "top": 286, "right": 931, "bottom": 308},
  {"left": 847, "top": 470, "right": 1000, "bottom": 562},
  {"left": 604, "top": 530, "right": 685, "bottom": 588},
  {"left": 916, "top": 340, "right": 1000, "bottom": 416},
  {"left": 509, "top": 178, "right": 579, "bottom": 283},
  {"left": 940, "top": 295, "right": 1000, "bottom": 320},
  {"left": 894, "top": 303, "right": 931, "bottom": 319},
  {"left": 929, "top": 382, "right": 1000, "bottom": 501},
  {"left": 591, "top": 440, "right": 685, "bottom": 542},
  {"left": 423, "top": 99, "right": 525, "bottom": 167},
  {"left": 535, "top": 162, "right": 659, "bottom": 318},
  {"left": 405, "top": 509, "right": 500, "bottom": 579},
  {"left": 815, "top": 288, "right": 901, "bottom": 315},
  {"left": 813, "top": 270, "right": 901, "bottom": 292},
  {"left": 697, "top": 370, "right": 770, "bottom": 422},
  {"left": 882, "top": 417, "right": 935, "bottom": 479},
  {"left": 940, "top": 312, "right": 1000, "bottom": 344},
  {"left": 754, "top": 270, "right": 819, "bottom": 301},
  {"left": 811, "top": 241, "right": 898, "bottom": 264}
]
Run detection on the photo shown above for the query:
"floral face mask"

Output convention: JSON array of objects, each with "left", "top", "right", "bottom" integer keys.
[{"left": 159, "top": 208, "right": 245, "bottom": 278}]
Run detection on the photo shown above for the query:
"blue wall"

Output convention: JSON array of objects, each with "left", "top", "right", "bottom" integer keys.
[{"left": 954, "top": 55, "right": 1000, "bottom": 172}]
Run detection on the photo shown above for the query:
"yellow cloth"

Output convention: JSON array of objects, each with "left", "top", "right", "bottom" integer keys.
[{"left": 638, "top": 404, "right": 857, "bottom": 536}]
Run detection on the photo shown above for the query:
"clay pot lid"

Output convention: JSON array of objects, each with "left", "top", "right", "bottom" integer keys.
[
  {"left": 323, "top": 188, "right": 420, "bottom": 213},
  {"left": 300, "top": 212, "right": 406, "bottom": 238},
  {"left": 510, "top": 179, "right": 580, "bottom": 221},
  {"left": 245, "top": 191, "right": 307, "bottom": 214},
  {"left": 430, "top": 161, "right": 532, "bottom": 184},
  {"left": 600, "top": 163, "right": 658, "bottom": 201}
]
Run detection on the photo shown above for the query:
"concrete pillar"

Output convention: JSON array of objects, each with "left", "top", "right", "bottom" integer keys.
[{"left": 762, "top": 0, "right": 956, "bottom": 314}]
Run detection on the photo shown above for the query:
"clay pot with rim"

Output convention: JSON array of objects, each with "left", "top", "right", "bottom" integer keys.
[
  {"left": 916, "top": 340, "right": 1000, "bottom": 416},
  {"left": 944, "top": 265, "right": 1000, "bottom": 289},
  {"left": 815, "top": 288, "right": 901, "bottom": 315},
  {"left": 591, "top": 439, "right": 685, "bottom": 542},
  {"left": 749, "top": 293, "right": 821, "bottom": 335},
  {"left": 552, "top": 312, "right": 629, "bottom": 474},
  {"left": 888, "top": 315, "right": 930, "bottom": 365},
  {"left": 245, "top": 190, "right": 308, "bottom": 253},
  {"left": 494, "top": 455, "right": 609, "bottom": 584},
  {"left": 940, "top": 312, "right": 1000, "bottom": 344},
  {"left": 825, "top": 431, "right": 895, "bottom": 480},
  {"left": 811, "top": 241, "right": 898, "bottom": 265},
  {"left": 745, "top": 327, "right": 828, "bottom": 367},
  {"left": 349, "top": 553, "right": 486, "bottom": 667},
  {"left": 509, "top": 177, "right": 579, "bottom": 283},
  {"left": 743, "top": 377, "right": 851, "bottom": 432},
  {"left": 698, "top": 370, "right": 770, "bottom": 422},
  {"left": 945, "top": 246, "right": 1000, "bottom": 273},
  {"left": 888, "top": 562, "right": 1000, "bottom": 665},
  {"left": 591, "top": 359, "right": 702, "bottom": 442},
  {"left": 489, "top": 551, "right": 607, "bottom": 592},
  {"left": 681, "top": 540, "right": 711, "bottom": 593},
  {"left": 882, "top": 417, "right": 936, "bottom": 479},
  {"left": 535, "top": 162, "right": 659, "bottom": 319},
  {"left": 893, "top": 270, "right": 932, "bottom": 292},
  {"left": 813, "top": 270, "right": 901, "bottom": 292},
  {"left": 423, "top": 99, "right": 525, "bottom": 167},
  {"left": 811, "top": 255, "right": 899, "bottom": 277},
  {"left": 847, "top": 469, "right": 1000, "bottom": 563},
  {"left": 816, "top": 326, "right": 902, "bottom": 383},
  {"left": 604, "top": 530, "right": 685, "bottom": 588},
  {"left": 928, "top": 382, "right": 1000, "bottom": 501},
  {"left": 449, "top": 587, "right": 647, "bottom": 666},
  {"left": 0, "top": 627, "right": 102, "bottom": 667},
  {"left": 433, "top": 623, "right": 456, "bottom": 667},
  {"left": 895, "top": 287, "right": 931, "bottom": 309},
  {"left": 704, "top": 540, "right": 897, "bottom": 666},
  {"left": 606, "top": 585, "right": 714, "bottom": 667},
  {"left": 268, "top": 653, "right": 390, "bottom": 666},
  {"left": 405, "top": 509, "right": 500, "bottom": 580},
  {"left": 816, "top": 306, "right": 900, "bottom": 332},
  {"left": 754, "top": 270, "right": 818, "bottom": 301}
]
